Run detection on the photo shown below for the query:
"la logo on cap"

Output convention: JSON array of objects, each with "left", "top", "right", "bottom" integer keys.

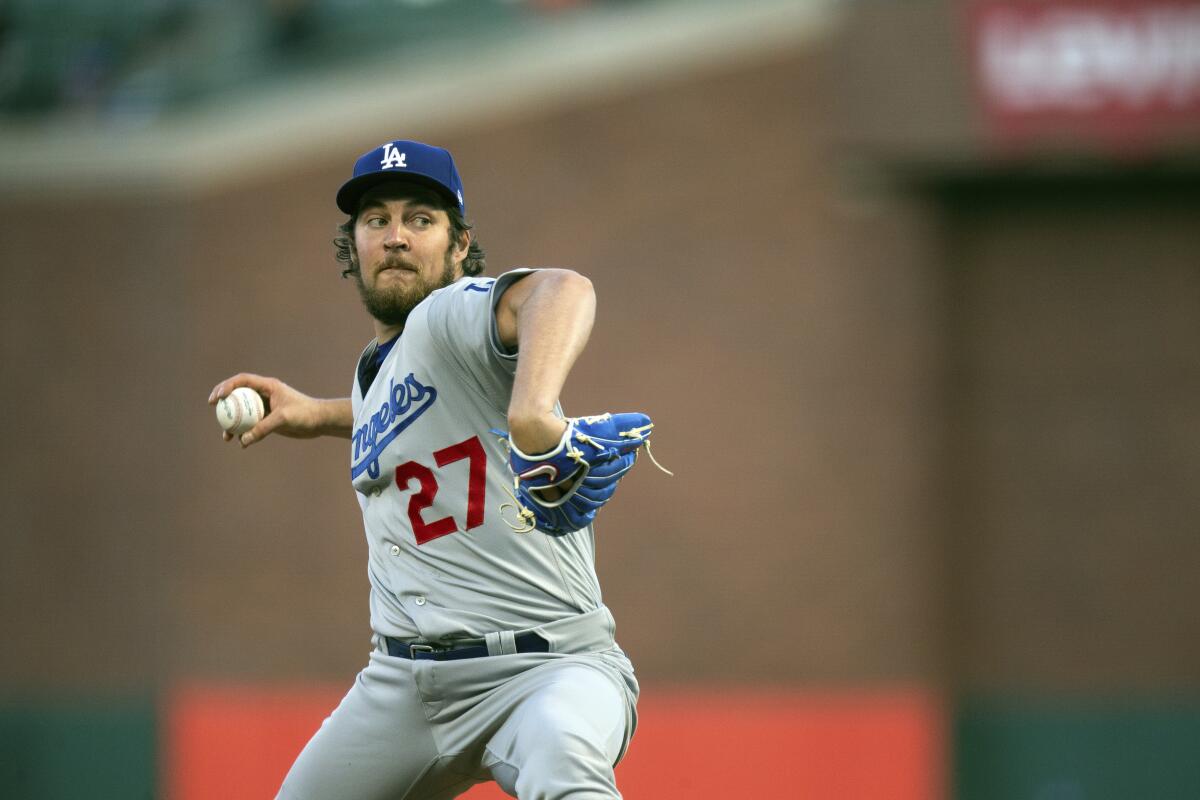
[{"left": 380, "top": 143, "right": 407, "bottom": 169}]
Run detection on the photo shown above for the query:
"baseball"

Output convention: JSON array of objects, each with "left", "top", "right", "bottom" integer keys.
[{"left": 215, "top": 387, "right": 265, "bottom": 436}]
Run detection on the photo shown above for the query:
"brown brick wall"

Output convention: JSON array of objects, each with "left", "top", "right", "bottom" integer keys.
[
  {"left": 5, "top": 28, "right": 1197, "bottom": 695},
  {"left": 0, "top": 45, "right": 947, "bottom": 688}
]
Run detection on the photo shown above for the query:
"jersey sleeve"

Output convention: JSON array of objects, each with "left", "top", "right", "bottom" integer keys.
[{"left": 422, "top": 268, "right": 538, "bottom": 412}]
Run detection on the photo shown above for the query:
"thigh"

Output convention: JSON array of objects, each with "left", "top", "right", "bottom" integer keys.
[
  {"left": 278, "top": 653, "right": 464, "bottom": 800},
  {"left": 482, "top": 661, "right": 632, "bottom": 799}
]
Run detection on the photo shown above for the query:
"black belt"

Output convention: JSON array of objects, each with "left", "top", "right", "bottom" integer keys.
[{"left": 385, "top": 631, "right": 550, "bottom": 661}]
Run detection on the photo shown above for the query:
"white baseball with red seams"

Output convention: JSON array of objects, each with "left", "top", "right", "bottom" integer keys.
[{"left": 215, "top": 386, "right": 264, "bottom": 436}]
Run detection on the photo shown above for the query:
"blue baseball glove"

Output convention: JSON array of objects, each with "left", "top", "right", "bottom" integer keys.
[{"left": 494, "top": 412, "right": 657, "bottom": 535}]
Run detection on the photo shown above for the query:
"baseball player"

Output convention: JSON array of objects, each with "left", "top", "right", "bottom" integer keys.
[{"left": 207, "top": 139, "right": 658, "bottom": 799}]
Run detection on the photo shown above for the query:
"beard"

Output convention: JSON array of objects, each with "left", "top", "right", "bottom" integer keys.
[{"left": 354, "top": 249, "right": 457, "bottom": 328}]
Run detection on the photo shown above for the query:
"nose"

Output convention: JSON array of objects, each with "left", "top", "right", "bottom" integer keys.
[{"left": 383, "top": 223, "right": 410, "bottom": 251}]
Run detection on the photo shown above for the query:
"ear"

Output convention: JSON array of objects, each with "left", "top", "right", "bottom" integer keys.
[{"left": 452, "top": 229, "right": 471, "bottom": 268}]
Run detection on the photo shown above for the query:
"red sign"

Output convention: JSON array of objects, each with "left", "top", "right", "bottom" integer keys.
[{"left": 968, "top": 0, "right": 1200, "bottom": 146}]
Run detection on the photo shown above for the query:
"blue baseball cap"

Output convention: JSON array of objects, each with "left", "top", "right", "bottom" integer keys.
[{"left": 336, "top": 139, "right": 465, "bottom": 215}]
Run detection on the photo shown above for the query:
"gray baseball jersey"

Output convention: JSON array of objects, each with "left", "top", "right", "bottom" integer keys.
[
  {"left": 350, "top": 268, "right": 604, "bottom": 642},
  {"left": 276, "top": 268, "right": 638, "bottom": 799}
]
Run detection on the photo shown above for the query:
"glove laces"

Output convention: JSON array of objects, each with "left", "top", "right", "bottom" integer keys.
[
  {"left": 499, "top": 477, "right": 537, "bottom": 534},
  {"left": 619, "top": 422, "right": 674, "bottom": 477}
]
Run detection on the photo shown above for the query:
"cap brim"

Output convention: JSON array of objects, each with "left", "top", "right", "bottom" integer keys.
[{"left": 336, "top": 172, "right": 460, "bottom": 215}]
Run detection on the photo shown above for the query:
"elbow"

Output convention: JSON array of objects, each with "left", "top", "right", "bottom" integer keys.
[
  {"left": 546, "top": 268, "right": 593, "bottom": 295},
  {"left": 559, "top": 270, "right": 595, "bottom": 312},
  {"left": 526, "top": 269, "right": 594, "bottom": 313}
]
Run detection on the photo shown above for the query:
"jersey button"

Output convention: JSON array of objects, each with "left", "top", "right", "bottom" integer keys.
[
  {"left": 414, "top": 596, "right": 426, "bottom": 606},
  {"left": 370, "top": 487, "right": 382, "bottom": 498},
  {"left": 389, "top": 545, "right": 401, "bottom": 556}
]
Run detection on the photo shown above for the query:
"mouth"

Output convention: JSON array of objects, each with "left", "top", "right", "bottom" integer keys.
[{"left": 378, "top": 262, "right": 417, "bottom": 276}]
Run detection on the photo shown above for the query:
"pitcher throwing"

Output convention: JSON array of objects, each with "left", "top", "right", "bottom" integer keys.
[{"left": 208, "top": 139, "right": 659, "bottom": 800}]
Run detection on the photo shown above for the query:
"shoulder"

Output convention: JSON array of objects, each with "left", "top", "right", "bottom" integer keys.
[
  {"left": 420, "top": 275, "right": 505, "bottom": 350},
  {"left": 423, "top": 275, "right": 501, "bottom": 309},
  {"left": 423, "top": 270, "right": 541, "bottom": 316},
  {"left": 488, "top": 268, "right": 541, "bottom": 309},
  {"left": 448, "top": 269, "right": 541, "bottom": 299}
]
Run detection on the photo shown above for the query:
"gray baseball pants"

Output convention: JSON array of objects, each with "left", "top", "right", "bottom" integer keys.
[{"left": 276, "top": 607, "right": 638, "bottom": 800}]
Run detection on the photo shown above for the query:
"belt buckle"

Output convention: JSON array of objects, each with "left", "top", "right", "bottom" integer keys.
[{"left": 408, "top": 644, "right": 436, "bottom": 659}]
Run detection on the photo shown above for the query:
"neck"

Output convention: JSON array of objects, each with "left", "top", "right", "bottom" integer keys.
[{"left": 373, "top": 320, "right": 402, "bottom": 343}]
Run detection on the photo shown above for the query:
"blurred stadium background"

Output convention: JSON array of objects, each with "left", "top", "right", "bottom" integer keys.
[{"left": 2, "top": 0, "right": 1199, "bottom": 797}]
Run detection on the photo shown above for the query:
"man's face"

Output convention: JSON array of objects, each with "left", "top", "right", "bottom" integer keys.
[{"left": 351, "top": 185, "right": 467, "bottom": 328}]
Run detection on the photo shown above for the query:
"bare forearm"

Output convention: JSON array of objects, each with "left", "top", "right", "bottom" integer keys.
[
  {"left": 314, "top": 398, "right": 354, "bottom": 439},
  {"left": 506, "top": 271, "right": 595, "bottom": 452}
]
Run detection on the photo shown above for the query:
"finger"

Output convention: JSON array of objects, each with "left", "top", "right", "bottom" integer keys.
[
  {"left": 222, "top": 431, "right": 233, "bottom": 442},
  {"left": 239, "top": 409, "right": 286, "bottom": 448},
  {"left": 587, "top": 412, "right": 652, "bottom": 455},
  {"left": 209, "top": 375, "right": 248, "bottom": 404},
  {"left": 614, "top": 415, "right": 652, "bottom": 451},
  {"left": 536, "top": 504, "right": 592, "bottom": 535},
  {"left": 609, "top": 412, "right": 652, "bottom": 432},
  {"left": 586, "top": 452, "right": 636, "bottom": 480},
  {"left": 209, "top": 372, "right": 273, "bottom": 404},
  {"left": 574, "top": 481, "right": 619, "bottom": 505}
]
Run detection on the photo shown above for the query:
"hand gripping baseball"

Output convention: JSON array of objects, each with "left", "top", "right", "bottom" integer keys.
[{"left": 494, "top": 412, "right": 668, "bottom": 535}]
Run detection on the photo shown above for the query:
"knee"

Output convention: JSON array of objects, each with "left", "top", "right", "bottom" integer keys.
[
  {"left": 490, "top": 713, "right": 621, "bottom": 799},
  {"left": 495, "top": 734, "right": 619, "bottom": 800},
  {"left": 486, "top": 670, "right": 630, "bottom": 799}
]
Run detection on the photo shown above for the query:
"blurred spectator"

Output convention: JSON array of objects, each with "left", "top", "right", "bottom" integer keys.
[
  {"left": 266, "top": 0, "right": 319, "bottom": 60},
  {"left": 0, "top": 0, "right": 619, "bottom": 120}
]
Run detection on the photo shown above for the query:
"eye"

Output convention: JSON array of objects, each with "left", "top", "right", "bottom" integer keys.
[
  {"left": 411, "top": 215, "right": 432, "bottom": 228},
  {"left": 363, "top": 215, "right": 387, "bottom": 228}
]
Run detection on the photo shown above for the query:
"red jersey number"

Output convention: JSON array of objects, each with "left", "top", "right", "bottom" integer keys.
[{"left": 394, "top": 435, "right": 487, "bottom": 545}]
